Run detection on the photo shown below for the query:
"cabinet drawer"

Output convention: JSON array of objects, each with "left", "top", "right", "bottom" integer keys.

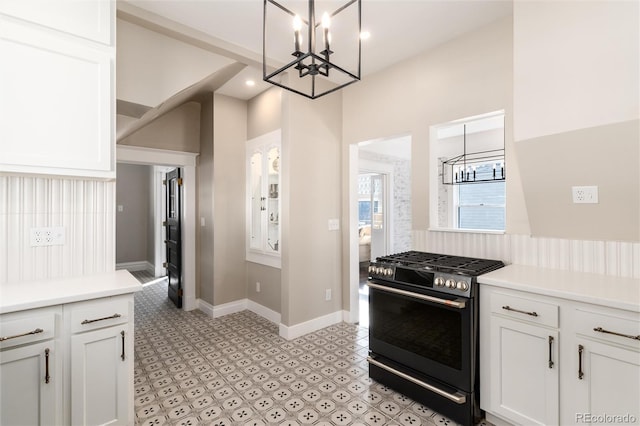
[
  {"left": 68, "top": 296, "right": 130, "bottom": 334},
  {"left": 0, "top": 307, "right": 59, "bottom": 349},
  {"left": 490, "top": 291, "right": 559, "bottom": 328},
  {"left": 574, "top": 307, "right": 640, "bottom": 349}
]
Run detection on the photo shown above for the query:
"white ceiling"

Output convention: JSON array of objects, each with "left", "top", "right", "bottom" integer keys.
[{"left": 120, "top": 0, "right": 512, "bottom": 100}]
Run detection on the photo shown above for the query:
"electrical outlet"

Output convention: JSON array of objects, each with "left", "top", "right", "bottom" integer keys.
[
  {"left": 325, "top": 289, "right": 332, "bottom": 301},
  {"left": 256, "top": 282, "right": 261, "bottom": 292},
  {"left": 572, "top": 186, "right": 599, "bottom": 204},
  {"left": 30, "top": 227, "right": 65, "bottom": 246}
]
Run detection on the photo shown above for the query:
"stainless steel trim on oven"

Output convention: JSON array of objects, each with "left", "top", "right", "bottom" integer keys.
[
  {"left": 366, "top": 282, "right": 466, "bottom": 309},
  {"left": 367, "top": 356, "right": 467, "bottom": 404}
]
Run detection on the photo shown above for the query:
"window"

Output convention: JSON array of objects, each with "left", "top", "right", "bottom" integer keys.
[{"left": 430, "top": 112, "right": 505, "bottom": 232}]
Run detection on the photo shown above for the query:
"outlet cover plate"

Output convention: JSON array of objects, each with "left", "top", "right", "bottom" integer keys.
[
  {"left": 30, "top": 227, "right": 65, "bottom": 246},
  {"left": 572, "top": 186, "right": 599, "bottom": 204}
]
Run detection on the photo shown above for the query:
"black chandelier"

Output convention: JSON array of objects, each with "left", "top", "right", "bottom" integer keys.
[{"left": 263, "top": 0, "right": 361, "bottom": 99}]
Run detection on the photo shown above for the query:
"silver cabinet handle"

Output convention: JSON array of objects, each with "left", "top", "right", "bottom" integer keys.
[
  {"left": 502, "top": 305, "right": 538, "bottom": 317},
  {"left": 121, "top": 331, "right": 125, "bottom": 361},
  {"left": 81, "top": 313, "right": 121, "bottom": 325},
  {"left": 368, "top": 356, "right": 466, "bottom": 404},
  {"left": 0, "top": 328, "right": 44, "bottom": 342},
  {"left": 367, "top": 282, "right": 466, "bottom": 309},
  {"left": 45, "top": 348, "right": 51, "bottom": 384},
  {"left": 578, "top": 344, "right": 584, "bottom": 380},
  {"left": 593, "top": 327, "right": 640, "bottom": 341}
]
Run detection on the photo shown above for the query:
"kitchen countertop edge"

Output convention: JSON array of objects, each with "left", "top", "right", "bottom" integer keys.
[
  {"left": 478, "top": 264, "right": 640, "bottom": 313},
  {"left": 0, "top": 270, "right": 143, "bottom": 314}
]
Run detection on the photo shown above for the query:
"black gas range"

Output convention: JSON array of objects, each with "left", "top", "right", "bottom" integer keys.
[{"left": 366, "top": 251, "right": 504, "bottom": 425}]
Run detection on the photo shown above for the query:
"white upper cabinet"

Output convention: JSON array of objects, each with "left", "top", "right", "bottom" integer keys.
[{"left": 0, "top": 0, "right": 115, "bottom": 179}]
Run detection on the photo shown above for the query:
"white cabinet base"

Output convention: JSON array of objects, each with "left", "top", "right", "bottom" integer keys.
[{"left": 71, "top": 326, "right": 130, "bottom": 425}]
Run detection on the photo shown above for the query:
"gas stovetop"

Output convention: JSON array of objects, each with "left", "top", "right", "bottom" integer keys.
[
  {"left": 368, "top": 251, "right": 505, "bottom": 297},
  {"left": 374, "top": 250, "right": 504, "bottom": 276}
]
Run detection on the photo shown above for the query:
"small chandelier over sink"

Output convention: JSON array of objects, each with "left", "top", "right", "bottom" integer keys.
[{"left": 263, "top": 0, "right": 362, "bottom": 99}]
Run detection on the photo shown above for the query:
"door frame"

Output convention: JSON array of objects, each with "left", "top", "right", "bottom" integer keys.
[
  {"left": 358, "top": 162, "right": 394, "bottom": 260},
  {"left": 117, "top": 145, "right": 198, "bottom": 311}
]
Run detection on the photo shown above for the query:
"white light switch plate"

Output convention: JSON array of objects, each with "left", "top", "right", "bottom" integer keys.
[{"left": 328, "top": 219, "right": 340, "bottom": 231}]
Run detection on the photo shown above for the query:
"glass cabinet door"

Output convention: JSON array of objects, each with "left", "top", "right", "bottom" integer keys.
[
  {"left": 249, "top": 150, "right": 263, "bottom": 251},
  {"left": 266, "top": 146, "right": 280, "bottom": 254},
  {"left": 246, "top": 130, "right": 281, "bottom": 268}
]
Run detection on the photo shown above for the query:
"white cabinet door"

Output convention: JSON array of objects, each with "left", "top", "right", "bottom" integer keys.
[
  {"left": 71, "top": 326, "right": 130, "bottom": 426},
  {"left": 569, "top": 339, "right": 640, "bottom": 425},
  {"left": 0, "top": 341, "right": 61, "bottom": 426},
  {"left": 0, "top": 17, "right": 113, "bottom": 178},
  {"left": 489, "top": 316, "right": 559, "bottom": 425}
]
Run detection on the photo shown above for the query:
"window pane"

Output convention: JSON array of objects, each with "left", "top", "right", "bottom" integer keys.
[{"left": 458, "top": 205, "right": 505, "bottom": 230}]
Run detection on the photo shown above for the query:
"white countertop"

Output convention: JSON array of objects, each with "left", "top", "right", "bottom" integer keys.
[
  {"left": 479, "top": 264, "right": 640, "bottom": 312},
  {"left": 0, "top": 270, "right": 143, "bottom": 314}
]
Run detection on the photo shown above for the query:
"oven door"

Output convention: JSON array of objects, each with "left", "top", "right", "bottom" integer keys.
[{"left": 368, "top": 281, "right": 474, "bottom": 392}]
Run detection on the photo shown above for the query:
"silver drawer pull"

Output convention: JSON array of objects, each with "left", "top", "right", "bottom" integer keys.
[
  {"left": 81, "top": 313, "right": 122, "bottom": 325},
  {"left": 593, "top": 327, "right": 640, "bottom": 341},
  {"left": 368, "top": 356, "right": 466, "bottom": 404},
  {"left": 0, "top": 328, "right": 44, "bottom": 342},
  {"left": 502, "top": 305, "right": 538, "bottom": 317}
]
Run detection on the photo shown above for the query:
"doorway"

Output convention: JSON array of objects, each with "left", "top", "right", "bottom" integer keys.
[
  {"left": 349, "top": 135, "right": 412, "bottom": 326},
  {"left": 116, "top": 145, "right": 198, "bottom": 311}
]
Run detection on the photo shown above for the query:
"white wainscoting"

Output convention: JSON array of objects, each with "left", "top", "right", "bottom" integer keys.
[
  {"left": 0, "top": 175, "right": 115, "bottom": 284},
  {"left": 414, "top": 231, "right": 640, "bottom": 279}
]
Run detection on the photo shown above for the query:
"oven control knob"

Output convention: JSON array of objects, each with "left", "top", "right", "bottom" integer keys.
[
  {"left": 445, "top": 279, "right": 456, "bottom": 289},
  {"left": 434, "top": 277, "right": 444, "bottom": 287},
  {"left": 368, "top": 265, "right": 374, "bottom": 274},
  {"left": 456, "top": 281, "right": 469, "bottom": 291},
  {"left": 385, "top": 268, "right": 393, "bottom": 277}
]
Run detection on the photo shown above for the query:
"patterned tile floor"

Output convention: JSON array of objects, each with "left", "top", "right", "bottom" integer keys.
[{"left": 134, "top": 281, "right": 464, "bottom": 426}]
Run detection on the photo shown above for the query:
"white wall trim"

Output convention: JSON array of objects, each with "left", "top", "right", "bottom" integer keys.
[
  {"left": 197, "top": 298, "right": 246, "bottom": 318},
  {"left": 279, "top": 310, "right": 343, "bottom": 340},
  {"left": 198, "top": 298, "right": 346, "bottom": 341},
  {"left": 247, "top": 300, "right": 281, "bottom": 324},
  {"left": 342, "top": 309, "right": 357, "bottom": 323},
  {"left": 116, "top": 145, "right": 198, "bottom": 311},
  {"left": 115, "top": 261, "right": 152, "bottom": 271}
]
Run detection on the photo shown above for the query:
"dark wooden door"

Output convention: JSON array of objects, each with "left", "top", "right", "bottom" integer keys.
[{"left": 165, "top": 168, "right": 182, "bottom": 308}]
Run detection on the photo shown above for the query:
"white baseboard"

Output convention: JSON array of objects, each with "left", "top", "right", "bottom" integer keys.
[
  {"left": 197, "top": 298, "right": 344, "bottom": 341},
  {"left": 247, "top": 300, "right": 281, "bottom": 324},
  {"left": 279, "top": 310, "right": 343, "bottom": 340},
  {"left": 198, "top": 298, "right": 245, "bottom": 318},
  {"left": 116, "top": 261, "right": 153, "bottom": 271}
]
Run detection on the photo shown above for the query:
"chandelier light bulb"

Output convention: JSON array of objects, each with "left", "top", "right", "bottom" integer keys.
[
  {"left": 293, "top": 15, "right": 302, "bottom": 53},
  {"left": 322, "top": 12, "right": 331, "bottom": 29},
  {"left": 321, "top": 12, "right": 331, "bottom": 53}
]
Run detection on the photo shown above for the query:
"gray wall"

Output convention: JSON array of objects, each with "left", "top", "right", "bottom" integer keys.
[
  {"left": 118, "top": 102, "right": 202, "bottom": 153},
  {"left": 212, "top": 94, "right": 248, "bottom": 305},
  {"left": 116, "top": 163, "right": 152, "bottom": 265},
  {"left": 246, "top": 87, "right": 282, "bottom": 313},
  {"left": 198, "top": 94, "right": 214, "bottom": 302}
]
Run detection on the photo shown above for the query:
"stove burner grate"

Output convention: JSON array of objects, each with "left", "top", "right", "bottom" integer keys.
[{"left": 376, "top": 251, "right": 504, "bottom": 276}]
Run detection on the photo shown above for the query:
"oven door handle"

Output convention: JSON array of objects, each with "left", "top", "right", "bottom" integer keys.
[
  {"left": 366, "top": 282, "right": 466, "bottom": 309},
  {"left": 367, "top": 356, "right": 467, "bottom": 404}
]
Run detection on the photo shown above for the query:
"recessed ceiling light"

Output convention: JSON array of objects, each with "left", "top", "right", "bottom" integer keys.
[
  {"left": 246, "top": 80, "right": 256, "bottom": 87},
  {"left": 360, "top": 31, "right": 371, "bottom": 40}
]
